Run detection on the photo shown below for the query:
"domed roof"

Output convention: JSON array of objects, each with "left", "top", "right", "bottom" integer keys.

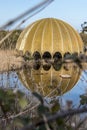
[
  {"left": 16, "top": 18, "right": 83, "bottom": 56},
  {"left": 16, "top": 18, "right": 83, "bottom": 97}
]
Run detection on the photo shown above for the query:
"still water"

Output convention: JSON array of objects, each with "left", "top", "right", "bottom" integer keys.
[{"left": 0, "top": 66, "right": 87, "bottom": 107}]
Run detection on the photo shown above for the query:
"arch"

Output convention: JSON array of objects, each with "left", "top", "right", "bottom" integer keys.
[
  {"left": 53, "top": 63, "right": 62, "bottom": 71},
  {"left": 64, "top": 52, "right": 71, "bottom": 58},
  {"left": 33, "top": 51, "right": 41, "bottom": 60},
  {"left": 24, "top": 51, "right": 31, "bottom": 61},
  {"left": 43, "top": 64, "right": 51, "bottom": 71},
  {"left": 33, "top": 61, "right": 41, "bottom": 70},
  {"left": 25, "top": 51, "right": 31, "bottom": 56},
  {"left": 53, "top": 52, "right": 62, "bottom": 61},
  {"left": 42, "top": 51, "right": 52, "bottom": 60}
]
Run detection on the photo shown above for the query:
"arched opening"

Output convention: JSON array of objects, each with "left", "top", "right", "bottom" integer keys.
[
  {"left": 72, "top": 52, "right": 78, "bottom": 59},
  {"left": 24, "top": 51, "right": 31, "bottom": 61},
  {"left": 43, "top": 64, "right": 51, "bottom": 71},
  {"left": 53, "top": 52, "right": 62, "bottom": 62},
  {"left": 79, "top": 53, "right": 85, "bottom": 61},
  {"left": 25, "top": 51, "right": 31, "bottom": 56},
  {"left": 53, "top": 63, "right": 62, "bottom": 71},
  {"left": 64, "top": 52, "right": 71, "bottom": 59},
  {"left": 84, "top": 46, "right": 87, "bottom": 52},
  {"left": 33, "top": 51, "right": 41, "bottom": 60},
  {"left": 33, "top": 61, "right": 41, "bottom": 70},
  {"left": 42, "top": 51, "right": 52, "bottom": 60}
]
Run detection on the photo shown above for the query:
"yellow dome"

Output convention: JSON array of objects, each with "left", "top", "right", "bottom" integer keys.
[
  {"left": 16, "top": 18, "right": 83, "bottom": 97},
  {"left": 16, "top": 18, "right": 83, "bottom": 56}
]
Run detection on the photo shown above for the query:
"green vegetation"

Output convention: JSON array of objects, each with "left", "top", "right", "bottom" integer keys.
[{"left": 0, "top": 87, "right": 87, "bottom": 130}]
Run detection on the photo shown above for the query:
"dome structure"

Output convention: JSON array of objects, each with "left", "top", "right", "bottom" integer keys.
[
  {"left": 16, "top": 18, "right": 83, "bottom": 57},
  {"left": 16, "top": 18, "right": 83, "bottom": 97}
]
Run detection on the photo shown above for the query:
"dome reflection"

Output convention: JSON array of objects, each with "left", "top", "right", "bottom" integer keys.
[{"left": 18, "top": 63, "right": 81, "bottom": 97}]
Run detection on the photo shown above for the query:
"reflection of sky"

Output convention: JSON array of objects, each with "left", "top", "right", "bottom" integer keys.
[
  {"left": 61, "top": 70, "right": 87, "bottom": 107},
  {"left": 0, "top": 72, "right": 29, "bottom": 94},
  {"left": 0, "top": 70, "right": 87, "bottom": 106}
]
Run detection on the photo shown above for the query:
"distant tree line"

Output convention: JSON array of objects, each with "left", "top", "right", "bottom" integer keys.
[{"left": 0, "top": 30, "right": 22, "bottom": 49}]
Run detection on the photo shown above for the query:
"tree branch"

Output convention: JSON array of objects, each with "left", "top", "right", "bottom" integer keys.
[{"left": 21, "top": 107, "right": 87, "bottom": 130}]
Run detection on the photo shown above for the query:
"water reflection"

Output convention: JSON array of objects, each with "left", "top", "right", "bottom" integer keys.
[
  {"left": 61, "top": 70, "right": 87, "bottom": 107},
  {"left": 0, "top": 63, "right": 87, "bottom": 107},
  {"left": 18, "top": 62, "right": 81, "bottom": 97},
  {"left": 0, "top": 71, "right": 30, "bottom": 95}
]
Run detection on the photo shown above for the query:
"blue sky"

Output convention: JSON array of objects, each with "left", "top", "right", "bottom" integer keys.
[{"left": 0, "top": 0, "right": 87, "bottom": 31}]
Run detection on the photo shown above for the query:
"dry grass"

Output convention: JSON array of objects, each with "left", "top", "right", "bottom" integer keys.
[{"left": 0, "top": 50, "right": 25, "bottom": 72}]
